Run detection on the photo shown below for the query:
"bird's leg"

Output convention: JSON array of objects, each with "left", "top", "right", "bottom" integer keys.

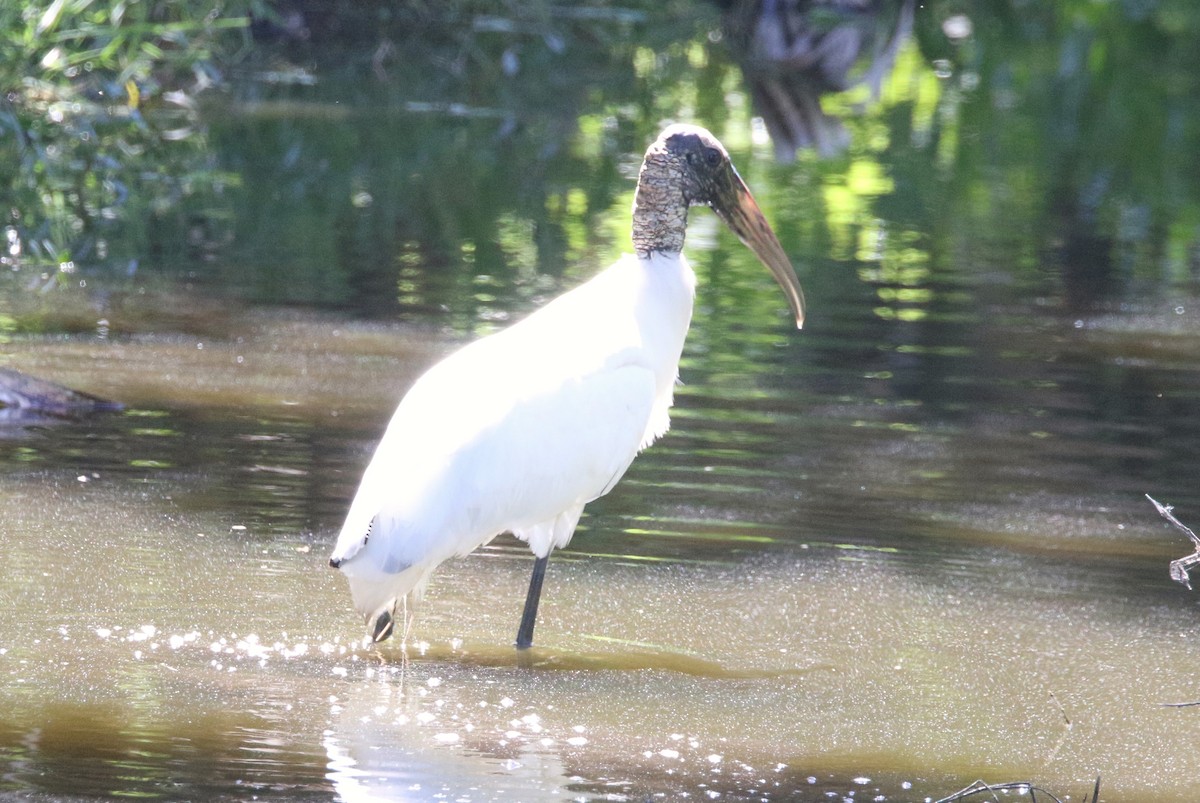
[
  {"left": 401, "top": 597, "right": 416, "bottom": 645},
  {"left": 403, "top": 597, "right": 417, "bottom": 652},
  {"left": 398, "top": 597, "right": 415, "bottom": 668},
  {"left": 515, "top": 555, "right": 548, "bottom": 649}
]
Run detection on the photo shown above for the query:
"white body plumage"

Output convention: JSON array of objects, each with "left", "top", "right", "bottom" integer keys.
[{"left": 330, "top": 251, "right": 696, "bottom": 628}]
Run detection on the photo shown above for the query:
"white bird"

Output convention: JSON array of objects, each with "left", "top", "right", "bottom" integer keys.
[{"left": 329, "top": 124, "right": 806, "bottom": 648}]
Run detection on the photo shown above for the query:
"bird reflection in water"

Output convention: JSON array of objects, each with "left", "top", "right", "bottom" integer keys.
[{"left": 721, "top": 0, "right": 916, "bottom": 159}]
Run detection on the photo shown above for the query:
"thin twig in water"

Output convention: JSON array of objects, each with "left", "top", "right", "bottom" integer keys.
[
  {"left": 936, "top": 776, "right": 1102, "bottom": 803},
  {"left": 935, "top": 779, "right": 1066, "bottom": 803},
  {"left": 1146, "top": 496, "right": 1200, "bottom": 706},
  {"left": 1146, "top": 494, "right": 1200, "bottom": 590},
  {"left": 1044, "top": 690, "right": 1072, "bottom": 764}
]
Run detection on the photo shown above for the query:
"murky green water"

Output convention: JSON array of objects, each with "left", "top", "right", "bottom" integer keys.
[{"left": 6, "top": 2, "right": 1200, "bottom": 801}]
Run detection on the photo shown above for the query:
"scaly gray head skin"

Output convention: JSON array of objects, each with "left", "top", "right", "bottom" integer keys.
[{"left": 632, "top": 123, "right": 807, "bottom": 328}]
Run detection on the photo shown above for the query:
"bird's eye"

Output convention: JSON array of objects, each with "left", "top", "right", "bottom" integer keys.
[{"left": 704, "top": 148, "right": 721, "bottom": 166}]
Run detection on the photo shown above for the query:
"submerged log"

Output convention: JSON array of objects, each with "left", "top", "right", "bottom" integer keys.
[{"left": 0, "top": 368, "right": 124, "bottom": 419}]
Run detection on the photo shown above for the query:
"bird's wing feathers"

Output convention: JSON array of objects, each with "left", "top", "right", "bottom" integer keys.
[
  {"left": 330, "top": 312, "right": 661, "bottom": 573},
  {"left": 451, "top": 358, "right": 657, "bottom": 536}
]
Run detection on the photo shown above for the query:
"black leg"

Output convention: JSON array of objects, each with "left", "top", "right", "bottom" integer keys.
[{"left": 515, "top": 555, "right": 548, "bottom": 649}]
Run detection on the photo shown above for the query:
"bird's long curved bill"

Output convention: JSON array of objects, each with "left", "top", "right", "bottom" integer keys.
[{"left": 713, "top": 172, "right": 806, "bottom": 329}]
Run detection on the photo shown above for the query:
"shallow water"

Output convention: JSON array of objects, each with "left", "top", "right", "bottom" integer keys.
[
  {"left": 7, "top": 1, "right": 1200, "bottom": 799},
  {"left": 3, "top": 295, "right": 1200, "bottom": 801}
]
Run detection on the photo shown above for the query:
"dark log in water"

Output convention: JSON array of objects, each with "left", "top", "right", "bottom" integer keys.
[{"left": 0, "top": 368, "right": 123, "bottom": 420}]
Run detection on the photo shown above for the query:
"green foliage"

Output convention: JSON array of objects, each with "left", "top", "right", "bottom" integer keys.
[
  {"left": 4, "top": 0, "right": 1200, "bottom": 327},
  {"left": 0, "top": 0, "right": 253, "bottom": 283}
]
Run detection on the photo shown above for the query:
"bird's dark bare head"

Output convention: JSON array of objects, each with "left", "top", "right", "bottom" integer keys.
[
  {"left": 634, "top": 123, "right": 807, "bottom": 328},
  {"left": 658, "top": 124, "right": 738, "bottom": 207},
  {"left": 633, "top": 124, "right": 735, "bottom": 256}
]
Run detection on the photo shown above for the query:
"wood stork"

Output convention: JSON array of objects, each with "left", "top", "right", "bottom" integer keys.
[{"left": 329, "top": 123, "right": 805, "bottom": 648}]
